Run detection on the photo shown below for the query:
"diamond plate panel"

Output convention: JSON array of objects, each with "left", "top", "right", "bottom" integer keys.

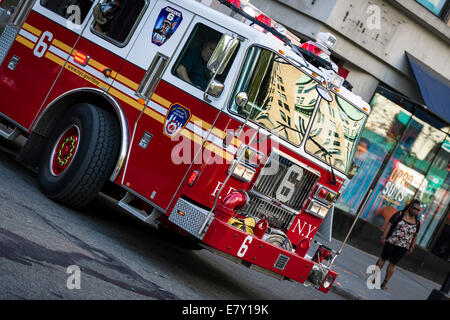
[
  {"left": 0, "top": 25, "right": 19, "bottom": 66},
  {"left": 168, "top": 198, "right": 210, "bottom": 240}
]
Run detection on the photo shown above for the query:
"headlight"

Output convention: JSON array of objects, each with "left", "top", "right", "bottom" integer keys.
[
  {"left": 306, "top": 200, "right": 330, "bottom": 219},
  {"left": 322, "top": 275, "right": 334, "bottom": 289},
  {"left": 228, "top": 160, "right": 256, "bottom": 183}
]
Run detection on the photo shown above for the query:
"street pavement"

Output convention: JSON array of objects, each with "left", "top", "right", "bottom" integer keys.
[
  {"left": 0, "top": 137, "right": 445, "bottom": 301},
  {"left": 307, "top": 238, "right": 444, "bottom": 300}
]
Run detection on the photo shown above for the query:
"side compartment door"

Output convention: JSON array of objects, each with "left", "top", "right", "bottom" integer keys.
[
  {"left": 122, "top": 9, "right": 243, "bottom": 211},
  {"left": 0, "top": 0, "right": 95, "bottom": 129}
]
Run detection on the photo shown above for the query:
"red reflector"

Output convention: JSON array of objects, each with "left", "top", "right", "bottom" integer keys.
[
  {"left": 188, "top": 170, "right": 199, "bottom": 186},
  {"left": 73, "top": 51, "right": 89, "bottom": 66},
  {"left": 256, "top": 14, "right": 271, "bottom": 26},
  {"left": 318, "top": 188, "right": 328, "bottom": 199},
  {"left": 226, "top": 0, "right": 240, "bottom": 8}
]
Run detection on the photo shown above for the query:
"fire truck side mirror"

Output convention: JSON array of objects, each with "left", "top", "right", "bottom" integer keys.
[
  {"left": 206, "top": 79, "right": 224, "bottom": 98},
  {"left": 316, "top": 85, "right": 333, "bottom": 103},
  {"left": 207, "top": 34, "right": 239, "bottom": 76},
  {"left": 235, "top": 92, "right": 249, "bottom": 110}
]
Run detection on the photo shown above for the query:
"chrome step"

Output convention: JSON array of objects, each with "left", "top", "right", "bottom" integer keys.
[
  {"left": 0, "top": 126, "right": 20, "bottom": 140},
  {"left": 118, "top": 192, "right": 162, "bottom": 224}
]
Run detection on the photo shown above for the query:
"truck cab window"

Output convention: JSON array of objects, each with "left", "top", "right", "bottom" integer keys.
[
  {"left": 40, "top": 0, "right": 94, "bottom": 24},
  {"left": 172, "top": 24, "right": 237, "bottom": 91},
  {"left": 92, "top": 0, "right": 147, "bottom": 45}
]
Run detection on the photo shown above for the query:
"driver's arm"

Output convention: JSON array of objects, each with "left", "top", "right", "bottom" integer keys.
[{"left": 175, "top": 64, "right": 193, "bottom": 85}]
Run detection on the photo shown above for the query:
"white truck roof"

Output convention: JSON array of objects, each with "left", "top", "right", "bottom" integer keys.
[{"left": 173, "top": 0, "right": 371, "bottom": 114}]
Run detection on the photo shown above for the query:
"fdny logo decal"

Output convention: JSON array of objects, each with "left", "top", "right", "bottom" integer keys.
[
  {"left": 163, "top": 103, "right": 191, "bottom": 138},
  {"left": 152, "top": 7, "right": 183, "bottom": 46}
]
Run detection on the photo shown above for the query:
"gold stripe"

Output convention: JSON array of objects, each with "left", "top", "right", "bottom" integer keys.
[
  {"left": 16, "top": 35, "right": 35, "bottom": 50},
  {"left": 45, "top": 51, "right": 66, "bottom": 67},
  {"left": 179, "top": 129, "right": 233, "bottom": 162},
  {"left": 190, "top": 114, "right": 241, "bottom": 148},
  {"left": 64, "top": 63, "right": 108, "bottom": 89},
  {"left": 52, "top": 39, "right": 73, "bottom": 54},
  {"left": 151, "top": 94, "right": 171, "bottom": 108},
  {"left": 108, "top": 88, "right": 165, "bottom": 124},
  {"left": 22, "top": 23, "right": 42, "bottom": 37},
  {"left": 204, "top": 141, "right": 234, "bottom": 162},
  {"left": 143, "top": 107, "right": 165, "bottom": 124},
  {"left": 88, "top": 58, "right": 118, "bottom": 79},
  {"left": 21, "top": 23, "right": 235, "bottom": 160},
  {"left": 115, "top": 73, "right": 138, "bottom": 91}
]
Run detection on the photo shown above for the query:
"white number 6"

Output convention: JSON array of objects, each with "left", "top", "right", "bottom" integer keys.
[
  {"left": 276, "top": 165, "right": 303, "bottom": 202},
  {"left": 33, "top": 31, "right": 53, "bottom": 58},
  {"left": 237, "top": 235, "right": 253, "bottom": 258}
]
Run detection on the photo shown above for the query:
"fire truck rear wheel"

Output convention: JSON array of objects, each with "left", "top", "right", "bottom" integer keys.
[{"left": 38, "top": 103, "right": 120, "bottom": 208}]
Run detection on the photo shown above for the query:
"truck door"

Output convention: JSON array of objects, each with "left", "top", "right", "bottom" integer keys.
[
  {"left": 0, "top": 0, "right": 96, "bottom": 129},
  {"left": 121, "top": 8, "right": 243, "bottom": 211},
  {"left": 52, "top": 1, "right": 158, "bottom": 99}
]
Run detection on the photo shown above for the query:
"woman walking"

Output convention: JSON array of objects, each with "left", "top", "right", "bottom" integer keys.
[{"left": 374, "top": 199, "right": 421, "bottom": 291}]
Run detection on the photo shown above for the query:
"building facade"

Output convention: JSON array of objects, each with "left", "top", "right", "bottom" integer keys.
[{"left": 251, "top": 0, "right": 450, "bottom": 258}]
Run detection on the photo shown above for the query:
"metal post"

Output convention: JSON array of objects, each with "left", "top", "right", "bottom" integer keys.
[{"left": 329, "top": 188, "right": 373, "bottom": 267}]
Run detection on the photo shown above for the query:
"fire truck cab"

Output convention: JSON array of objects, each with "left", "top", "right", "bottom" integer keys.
[{"left": 0, "top": 0, "right": 371, "bottom": 293}]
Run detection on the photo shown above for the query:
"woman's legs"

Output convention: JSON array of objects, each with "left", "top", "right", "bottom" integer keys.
[
  {"left": 372, "top": 257, "right": 386, "bottom": 285},
  {"left": 381, "top": 262, "right": 396, "bottom": 290}
]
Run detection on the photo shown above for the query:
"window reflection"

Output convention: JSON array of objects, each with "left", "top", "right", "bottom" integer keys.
[
  {"left": 416, "top": 136, "right": 450, "bottom": 248},
  {"left": 304, "top": 94, "right": 366, "bottom": 173},
  {"left": 229, "top": 47, "right": 318, "bottom": 146}
]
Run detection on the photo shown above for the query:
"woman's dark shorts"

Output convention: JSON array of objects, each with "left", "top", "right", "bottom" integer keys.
[{"left": 381, "top": 242, "right": 408, "bottom": 265}]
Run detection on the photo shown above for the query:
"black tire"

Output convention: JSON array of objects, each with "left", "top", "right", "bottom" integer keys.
[{"left": 38, "top": 103, "right": 120, "bottom": 208}]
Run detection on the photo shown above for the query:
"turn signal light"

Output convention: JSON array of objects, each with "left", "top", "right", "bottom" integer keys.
[
  {"left": 187, "top": 170, "right": 199, "bottom": 186},
  {"left": 73, "top": 51, "right": 89, "bottom": 66},
  {"left": 316, "top": 186, "right": 338, "bottom": 203}
]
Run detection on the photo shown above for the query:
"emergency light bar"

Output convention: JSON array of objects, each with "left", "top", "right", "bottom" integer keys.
[
  {"left": 218, "top": 0, "right": 335, "bottom": 72},
  {"left": 219, "top": 0, "right": 285, "bottom": 40}
]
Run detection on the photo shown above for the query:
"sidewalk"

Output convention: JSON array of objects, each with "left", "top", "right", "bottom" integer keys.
[{"left": 307, "top": 239, "right": 444, "bottom": 300}]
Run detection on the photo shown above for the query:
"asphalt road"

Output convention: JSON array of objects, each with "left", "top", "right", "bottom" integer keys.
[{"left": 0, "top": 139, "right": 345, "bottom": 301}]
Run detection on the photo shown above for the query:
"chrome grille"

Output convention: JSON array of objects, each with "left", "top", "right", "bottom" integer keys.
[
  {"left": 245, "top": 195, "right": 296, "bottom": 230},
  {"left": 243, "top": 153, "right": 320, "bottom": 230}
]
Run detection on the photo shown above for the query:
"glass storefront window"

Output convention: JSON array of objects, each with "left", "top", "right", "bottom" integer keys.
[
  {"left": 336, "top": 91, "right": 412, "bottom": 214},
  {"left": 415, "top": 0, "right": 449, "bottom": 16},
  {"left": 359, "top": 108, "right": 448, "bottom": 226},
  {"left": 336, "top": 84, "right": 449, "bottom": 250},
  {"left": 416, "top": 136, "right": 450, "bottom": 248}
]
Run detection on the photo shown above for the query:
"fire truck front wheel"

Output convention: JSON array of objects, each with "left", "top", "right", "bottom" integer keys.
[{"left": 38, "top": 103, "right": 120, "bottom": 208}]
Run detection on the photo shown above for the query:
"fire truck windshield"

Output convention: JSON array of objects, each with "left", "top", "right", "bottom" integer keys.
[
  {"left": 229, "top": 46, "right": 319, "bottom": 146},
  {"left": 305, "top": 94, "right": 367, "bottom": 174}
]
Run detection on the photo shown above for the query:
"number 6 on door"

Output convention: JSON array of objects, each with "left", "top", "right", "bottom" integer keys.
[{"left": 237, "top": 235, "right": 253, "bottom": 257}]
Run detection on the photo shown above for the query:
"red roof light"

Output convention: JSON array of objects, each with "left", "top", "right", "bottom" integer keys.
[
  {"left": 226, "top": 0, "right": 241, "bottom": 8},
  {"left": 256, "top": 14, "right": 271, "bottom": 27}
]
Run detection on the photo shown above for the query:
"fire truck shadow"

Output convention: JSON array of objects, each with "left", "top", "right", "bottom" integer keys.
[{"left": 79, "top": 194, "right": 276, "bottom": 299}]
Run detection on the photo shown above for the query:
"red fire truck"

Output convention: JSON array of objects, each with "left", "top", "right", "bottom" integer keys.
[{"left": 0, "top": 0, "right": 370, "bottom": 293}]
